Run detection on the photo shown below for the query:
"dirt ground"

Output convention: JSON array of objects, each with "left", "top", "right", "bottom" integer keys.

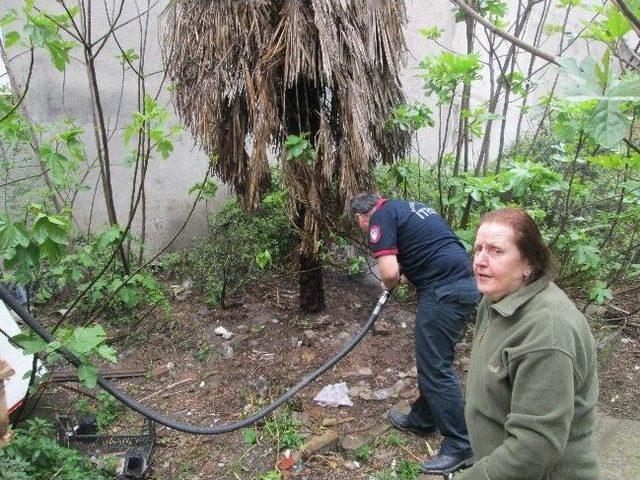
[{"left": 32, "top": 271, "right": 640, "bottom": 480}]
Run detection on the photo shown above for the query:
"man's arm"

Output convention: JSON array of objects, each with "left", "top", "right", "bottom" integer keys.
[{"left": 377, "top": 255, "right": 402, "bottom": 290}]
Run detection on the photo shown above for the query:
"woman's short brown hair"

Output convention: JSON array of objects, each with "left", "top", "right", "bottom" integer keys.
[{"left": 479, "top": 208, "right": 552, "bottom": 282}]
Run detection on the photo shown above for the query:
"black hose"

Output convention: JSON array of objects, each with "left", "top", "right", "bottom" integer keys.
[{"left": 0, "top": 283, "right": 390, "bottom": 434}]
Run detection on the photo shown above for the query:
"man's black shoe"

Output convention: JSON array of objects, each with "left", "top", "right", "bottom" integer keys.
[
  {"left": 386, "top": 410, "right": 434, "bottom": 436},
  {"left": 420, "top": 452, "right": 475, "bottom": 474}
]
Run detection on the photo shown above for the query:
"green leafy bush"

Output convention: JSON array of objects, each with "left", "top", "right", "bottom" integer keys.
[
  {"left": 369, "top": 459, "right": 421, "bottom": 480},
  {"left": 258, "top": 470, "right": 282, "bottom": 480},
  {"left": 382, "top": 431, "right": 407, "bottom": 447},
  {"left": 188, "top": 176, "right": 296, "bottom": 307},
  {"left": 13, "top": 323, "right": 117, "bottom": 389},
  {"left": 284, "top": 133, "right": 315, "bottom": 165},
  {"left": 347, "top": 255, "right": 366, "bottom": 276},
  {"left": 395, "top": 460, "right": 422, "bottom": 479},
  {"left": 40, "top": 226, "right": 169, "bottom": 316},
  {"left": 376, "top": 110, "right": 640, "bottom": 304},
  {"left": 375, "top": 158, "right": 438, "bottom": 203},
  {"left": 263, "top": 412, "right": 303, "bottom": 450},
  {"left": 0, "top": 204, "right": 71, "bottom": 285},
  {"left": 354, "top": 443, "right": 375, "bottom": 462},
  {"left": 0, "top": 418, "right": 111, "bottom": 480},
  {"left": 75, "top": 392, "right": 123, "bottom": 432},
  {"left": 418, "top": 52, "right": 482, "bottom": 104}
]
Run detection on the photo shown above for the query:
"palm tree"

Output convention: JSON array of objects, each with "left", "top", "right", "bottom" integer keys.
[{"left": 161, "top": 0, "right": 411, "bottom": 312}]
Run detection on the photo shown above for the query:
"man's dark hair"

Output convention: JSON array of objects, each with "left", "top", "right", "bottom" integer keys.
[{"left": 350, "top": 192, "right": 382, "bottom": 215}]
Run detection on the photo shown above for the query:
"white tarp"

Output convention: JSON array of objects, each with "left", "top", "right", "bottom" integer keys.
[{"left": 0, "top": 300, "right": 36, "bottom": 413}]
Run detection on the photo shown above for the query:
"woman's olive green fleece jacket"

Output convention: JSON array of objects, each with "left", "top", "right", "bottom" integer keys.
[{"left": 457, "top": 277, "right": 599, "bottom": 480}]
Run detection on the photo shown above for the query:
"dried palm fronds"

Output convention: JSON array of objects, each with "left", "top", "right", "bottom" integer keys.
[{"left": 162, "top": 0, "right": 411, "bottom": 252}]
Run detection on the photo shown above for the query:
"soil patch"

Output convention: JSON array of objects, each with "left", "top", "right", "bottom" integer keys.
[{"left": 30, "top": 271, "right": 639, "bottom": 479}]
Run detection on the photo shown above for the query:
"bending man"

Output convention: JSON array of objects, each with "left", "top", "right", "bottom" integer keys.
[{"left": 350, "top": 192, "right": 479, "bottom": 473}]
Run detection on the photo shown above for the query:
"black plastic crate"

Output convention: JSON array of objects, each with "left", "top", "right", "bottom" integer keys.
[{"left": 56, "top": 415, "right": 155, "bottom": 479}]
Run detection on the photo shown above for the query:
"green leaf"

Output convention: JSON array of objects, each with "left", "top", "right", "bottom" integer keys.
[
  {"left": 117, "top": 285, "right": 140, "bottom": 308},
  {"left": 69, "top": 325, "right": 107, "bottom": 354},
  {"left": 256, "top": 250, "right": 272, "bottom": 269},
  {"left": 32, "top": 213, "right": 70, "bottom": 246},
  {"left": 38, "top": 239, "right": 62, "bottom": 261},
  {"left": 4, "top": 240, "right": 40, "bottom": 284},
  {"left": 589, "top": 281, "right": 613, "bottom": 305},
  {"left": 188, "top": 179, "right": 219, "bottom": 199},
  {"left": 48, "top": 39, "right": 75, "bottom": 72},
  {"left": 124, "top": 112, "right": 144, "bottom": 144},
  {"left": 78, "top": 363, "right": 99, "bottom": 389},
  {"left": 388, "top": 103, "right": 434, "bottom": 131},
  {"left": 97, "top": 344, "right": 118, "bottom": 363},
  {"left": 46, "top": 340, "right": 62, "bottom": 353},
  {"left": 558, "top": 0, "right": 581, "bottom": 7},
  {"left": 584, "top": 5, "right": 630, "bottom": 42},
  {"left": 12, "top": 332, "right": 48, "bottom": 355},
  {"left": 418, "top": 27, "right": 442, "bottom": 39},
  {"left": 594, "top": 50, "right": 611, "bottom": 90},
  {"left": 3, "top": 30, "right": 21, "bottom": 48},
  {"left": 606, "top": 74, "right": 640, "bottom": 101},
  {"left": 0, "top": 10, "right": 18, "bottom": 28},
  {"left": 150, "top": 127, "right": 164, "bottom": 143},
  {"left": 586, "top": 153, "right": 626, "bottom": 169},
  {"left": 117, "top": 48, "right": 140, "bottom": 65},
  {"left": 98, "top": 226, "right": 123, "bottom": 247},
  {"left": 156, "top": 139, "right": 173, "bottom": 159},
  {"left": 0, "top": 216, "right": 31, "bottom": 259},
  {"left": 284, "top": 133, "right": 314, "bottom": 164},
  {"left": 558, "top": 57, "right": 603, "bottom": 100},
  {"left": 588, "top": 100, "right": 628, "bottom": 149},
  {"left": 418, "top": 51, "right": 482, "bottom": 104},
  {"left": 40, "top": 143, "right": 75, "bottom": 186},
  {"left": 243, "top": 427, "right": 258, "bottom": 445}
]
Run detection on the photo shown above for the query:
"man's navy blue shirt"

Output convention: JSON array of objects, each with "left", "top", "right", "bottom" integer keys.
[{"left": 368, "top": 199, "right": 472, "bottom": 289}]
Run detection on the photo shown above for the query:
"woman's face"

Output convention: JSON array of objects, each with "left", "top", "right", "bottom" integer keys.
[{"left": 473, "top": 222, "right": 532, "bottom": 302}]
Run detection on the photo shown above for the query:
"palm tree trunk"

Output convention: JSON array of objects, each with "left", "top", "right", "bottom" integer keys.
[
  {"left": 285, "top": 79, "right": 326, "bottom": 312},
  {"left": 297, "top": 210, "right": 326, "bottom": 313}
]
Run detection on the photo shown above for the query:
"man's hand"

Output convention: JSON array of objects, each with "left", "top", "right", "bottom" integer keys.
[{"left": 381, "top": 273, "right": 408, "bottom": 291}]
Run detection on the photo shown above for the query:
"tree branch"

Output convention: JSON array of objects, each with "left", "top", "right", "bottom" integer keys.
[
  {"left": 624, "top": 137, "right": 640, "bottom": 155},
  {"left": 0, "top": 169, "right": 50, "bottom": 188},
  {"left": 0, "top": 48, "right": 34, "bottom": 125},
  {"left": 449, "top": 0, "right": 559, "bottom": 65},
  {"left": 611, "top": 0, "right": 640, "bottom": 38}
]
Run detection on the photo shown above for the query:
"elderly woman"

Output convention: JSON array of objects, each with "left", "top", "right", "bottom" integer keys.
[{"left": 457, "top": 208, "right": 599, "bottom": 480}]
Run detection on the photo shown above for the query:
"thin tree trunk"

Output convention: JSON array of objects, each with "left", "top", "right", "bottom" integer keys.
[
  {"left": 476, "top": 4, "right": 532, "bottom": 174},
  {"left": 79, "top": 0, "right": 130, "bottom": 273},
  {"left": 495, "top": 56, "right": 517, "bottom": 172},
  {"left": 515, "top": 0, "right": 552, "bottom": 147},
  {"left": 550, "top": 131, "right": 585, "bottom": 248},
  {"left": 437, "top": 99, "right": 455, "bottom": 215},
  {"left": 448, "top": 16, "right": 475, "bottom": 223}
]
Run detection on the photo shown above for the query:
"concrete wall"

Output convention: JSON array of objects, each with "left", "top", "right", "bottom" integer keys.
[
  {"left": 2, "top": 0, "right": 223, "bottom": 251},
  {"left": 1, "top": 0, "right": 594, "bottom": 251},
  {"left": 0, "top": 52, "right": 7, "bottom": 88},
  {"left": 401, "top": 0, "right": 593, "bottom": 159}
]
